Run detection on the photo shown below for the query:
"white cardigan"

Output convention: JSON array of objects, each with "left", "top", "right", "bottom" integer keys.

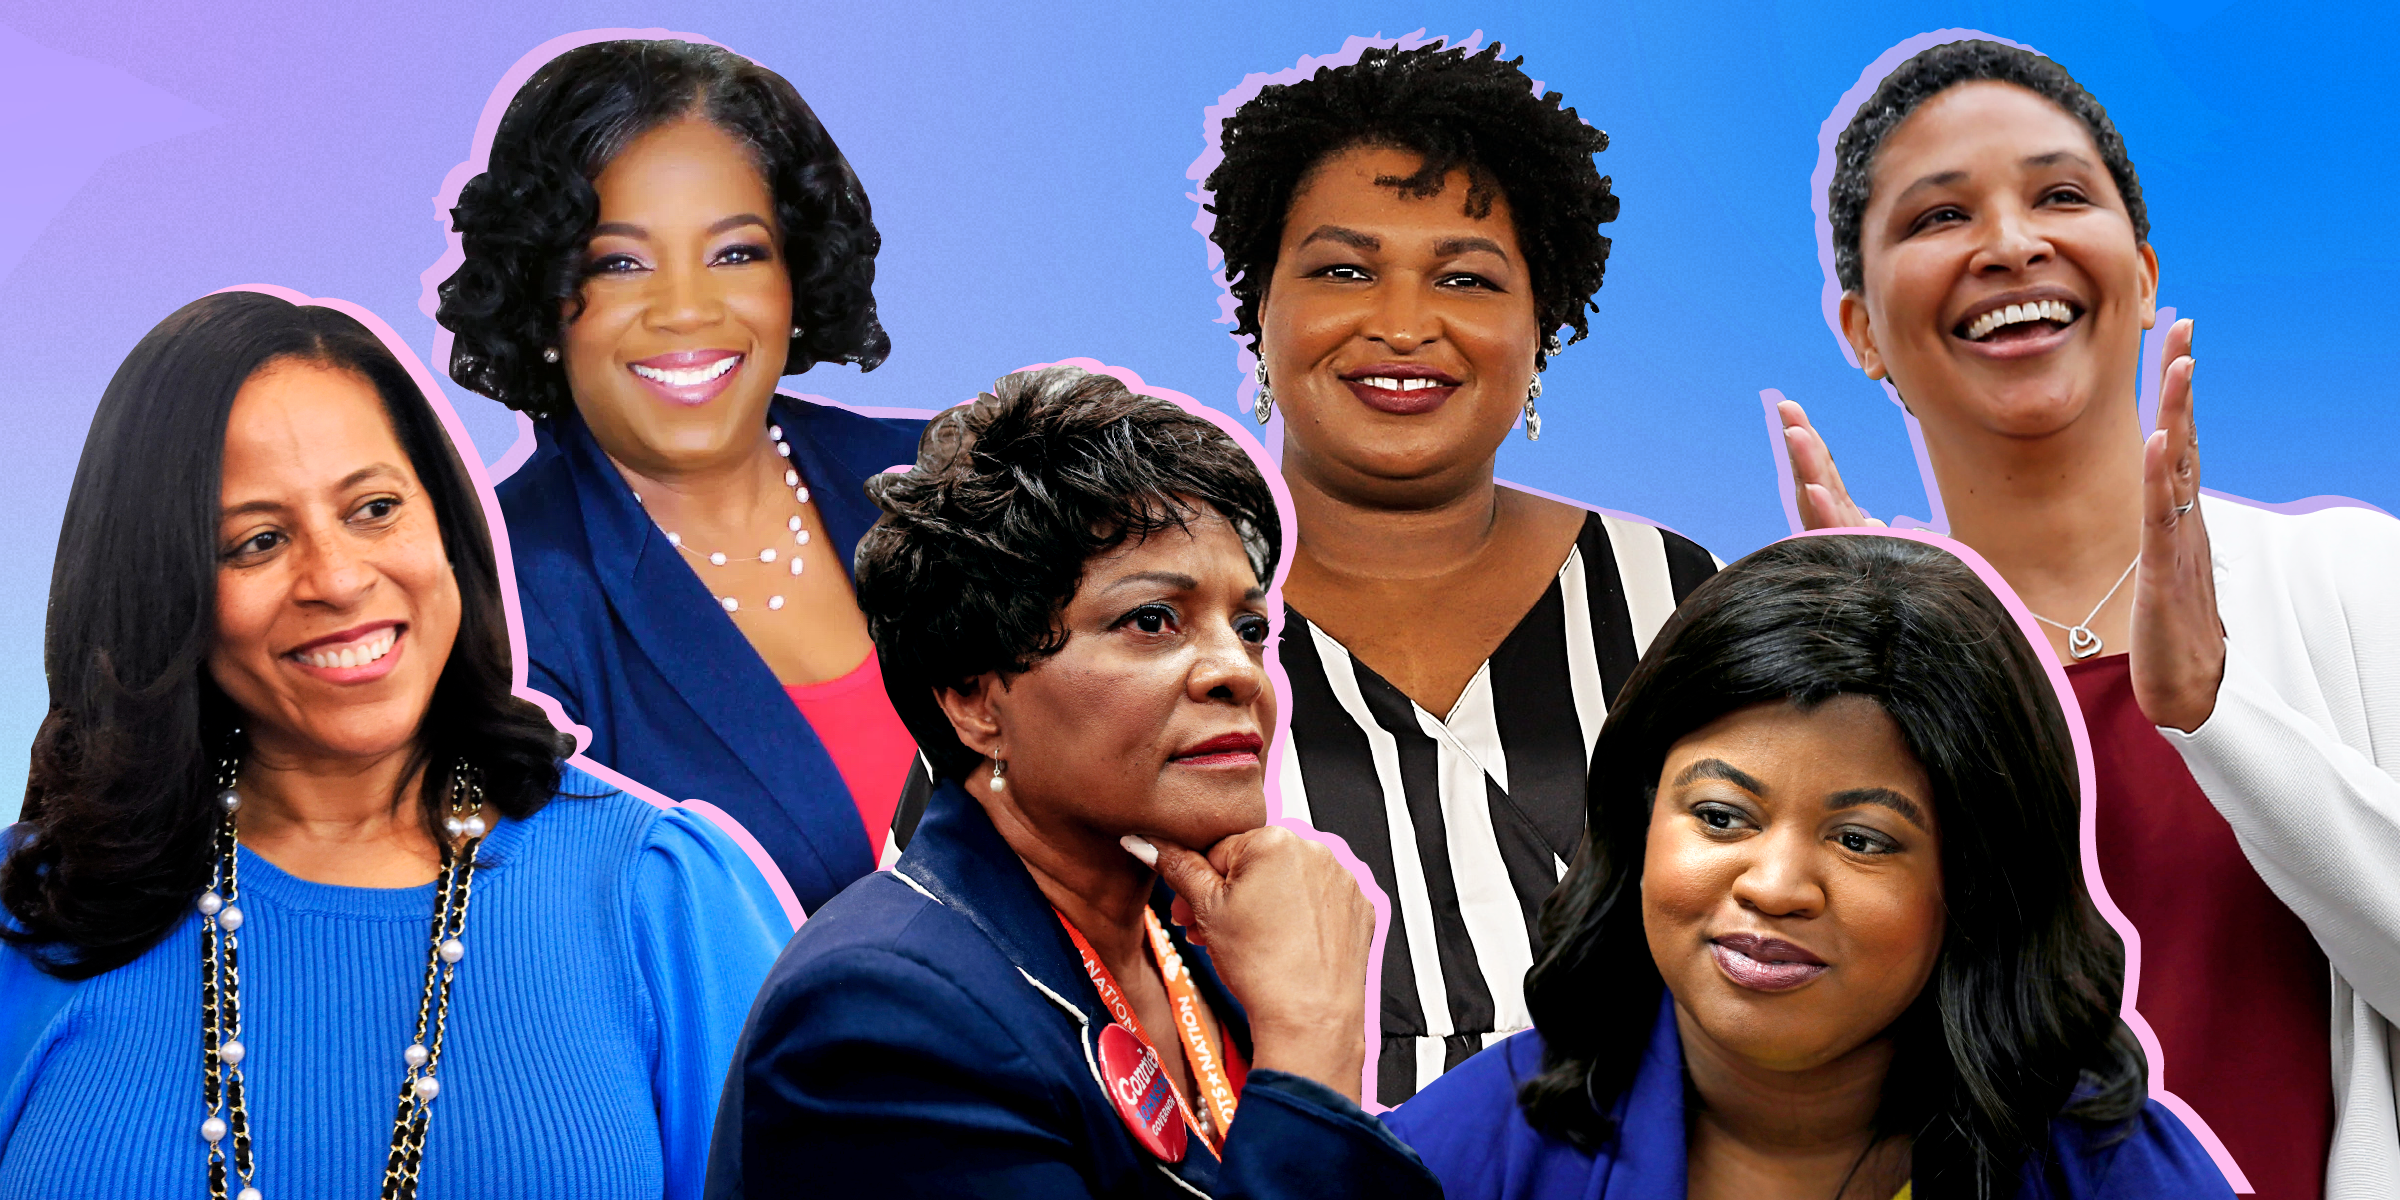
[{"left": 2162, "top": 494, "right": 2400, "bottom": 1199}]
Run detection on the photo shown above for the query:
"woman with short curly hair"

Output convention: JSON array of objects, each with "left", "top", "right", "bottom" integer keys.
[
  {"left": 437, "top": 39, "right": 926, "bottom": 911},
  {"left": 1201, "top": 41, "right": 1717, "bottom": 1103},
  {"left": 712, "top": 364, "right": 1439, "bottom": 1198}
]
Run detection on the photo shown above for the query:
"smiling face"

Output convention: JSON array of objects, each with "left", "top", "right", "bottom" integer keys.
[
  {"left": 1842, "top": 81, "right": 2158, "bottom": 441},
  {"left": 1642, "top": 695, "right": 1945, "bottom": 1073},
  {"left": 560, "top": 114, "right": 793, "bottom": 475},
  {"left": 1259, "top": 144, "right": 1540, "bottom": 501},
  {"left": 209, "top": 360, "right": 462, "bottom": 768},
  {"left": 970, "top": 512, "right": 1276, "bottom": 849}
]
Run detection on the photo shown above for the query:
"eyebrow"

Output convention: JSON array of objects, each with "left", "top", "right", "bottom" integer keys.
[
  {"left": 1892, "top": 149, "right": 2101, "bottom": 207},
  {"left": 220, "top": 464, "right": 406, "bottom": 520},
  {"left": 1825, "top": 786, "right": 1930, "bottom": 831},
  {"left": 1102, "top": 570, "right": 1202, "bottom": 594},
  {"left": 1433, "top": 236, "right": 1509, "bottom": 260},
  {"left": 1298, "top": 225, "right": 1379, "bottom": 251},
  {"left": 590, "top": 213, "right": 774, "bottom": 240},
  {"left": 1673, "top": 758, "right": 1767, "bottom": 795}
]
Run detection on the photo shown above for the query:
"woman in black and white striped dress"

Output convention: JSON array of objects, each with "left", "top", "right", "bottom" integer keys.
[{"left": 1202, "top": 42, "right": 1717, "bottom": 1104}]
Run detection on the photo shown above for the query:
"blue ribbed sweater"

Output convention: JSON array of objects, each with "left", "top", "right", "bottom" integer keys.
[{"left": 0, "top": 766, "right": 793, "bottom": 1198}]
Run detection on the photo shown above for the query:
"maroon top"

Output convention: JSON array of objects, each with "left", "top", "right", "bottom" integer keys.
[{"left": 2071, "top": 653, "right": 2331, "bottom": 1200}]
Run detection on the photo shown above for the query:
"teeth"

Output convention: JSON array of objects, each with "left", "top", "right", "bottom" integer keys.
[
  {"left": 299, "top": 627, "right": 397, "bottom": 670},
  {"left": 1963, "top": 299, "right": 2078, "bottom": 341},
  {"left": 630, "top": 356, "right": 740, "bottom": 387},
  {"left": 1355, "top": 376, "right": 1445, "bottom": 391}
]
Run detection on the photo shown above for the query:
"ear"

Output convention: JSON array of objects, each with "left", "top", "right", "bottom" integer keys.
[
  {"left": 1838, "top": 290, "right": 1887, "bottom": 382},
  {"left": 931, "top": 673, "right": 1006, "bottom": 760},
  {"left": 2135, "top": 241, "right": 2161, "bottom": 330}
]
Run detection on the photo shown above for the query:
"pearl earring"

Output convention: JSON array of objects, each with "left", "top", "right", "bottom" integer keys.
[
  {"left": 1252, "top": 358, "right": 1274, "bottom": 425},
  {"left": 542, "top": 347, "right": 559, "bottom": 364},
  {"left": 988, "top": 755, "right": 1008, "bottom": 793},
  {"left": 790, "top": 325, "right": 802, "bottom": 338}
]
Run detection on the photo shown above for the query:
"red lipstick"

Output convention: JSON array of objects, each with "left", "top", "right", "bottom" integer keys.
[{"left": 1170, "top": 732, "right": 1265, "bottom": 767}]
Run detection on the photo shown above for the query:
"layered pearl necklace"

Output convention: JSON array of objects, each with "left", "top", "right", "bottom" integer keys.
[
  {"left": 198, "top": 760, "right": 486, "bottom": 1200},
  {"left": 635, "top": 422, "right": 812, "bottom": 615}
]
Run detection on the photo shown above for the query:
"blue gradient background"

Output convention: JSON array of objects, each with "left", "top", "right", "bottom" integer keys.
[{"left": 3, "top": 1, "right": 2392, "bottom": 819}]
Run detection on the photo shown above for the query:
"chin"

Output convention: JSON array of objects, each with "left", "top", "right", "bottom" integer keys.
[{"left": 1147, "top": 782, "right": 1268, "bottom": 850}]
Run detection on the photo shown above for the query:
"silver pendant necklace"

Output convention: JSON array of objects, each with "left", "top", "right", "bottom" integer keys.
[
  {"left": 633, "top": 421, "right": 812, "bottom": 614},
  {"left": 2027, "top": 556, "right": 2139, "bottom": 660},
  {"left": 198, "top": 758, "right": 486, "bottom": 1200}
]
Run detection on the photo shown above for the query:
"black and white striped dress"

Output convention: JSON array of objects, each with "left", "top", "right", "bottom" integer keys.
[{"left": 1276, "top": 510, "right": 1716, "bottom": 1105}]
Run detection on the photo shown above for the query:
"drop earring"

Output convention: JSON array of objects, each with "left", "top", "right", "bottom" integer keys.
[
  {"left": 1252, "top": 358, "right": 1274, "bottom": 425},
  {"left": 790, "top": 325, "right": 803, "bottom": 338},
  {"left": 988, "top": 755, "right": 1008, "bottom": 793},
  {"left": 1523, "top": 375, "right": 1543, "bottom": 441}
]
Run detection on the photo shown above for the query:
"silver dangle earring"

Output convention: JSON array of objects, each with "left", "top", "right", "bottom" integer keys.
[
  {"left": 542, "top": 347, "right": 560, "bottom": 364},
  {"left": 988, "top": 755, "right": 1008, "bottom": 794},
  {"left": 790, "top": 325, "right": 803, "bottom": 338},
  {"left": 1252, "top": 358, "right": 1274, "bottom": 425},
  {"left": 1523, "top": 375, "right": 1543, "bottom": 441}
]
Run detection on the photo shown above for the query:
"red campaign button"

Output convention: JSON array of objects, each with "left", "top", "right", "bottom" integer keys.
[{"left": 1097, "top": 1022, "right": 1186, "bottom": 1162}]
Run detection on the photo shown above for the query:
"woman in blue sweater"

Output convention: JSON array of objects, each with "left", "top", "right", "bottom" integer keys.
[
  {"left": 0, "top": 291, "right": 789, "bottom": 1198},
  {"left": 1388, "top": 534, "right": 2232, "bottom": 1198}
]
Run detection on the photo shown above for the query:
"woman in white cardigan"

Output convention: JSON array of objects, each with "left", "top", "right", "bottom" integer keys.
[{"left": 1779, "top": 39, "right": 2399, "bottom": 1199}]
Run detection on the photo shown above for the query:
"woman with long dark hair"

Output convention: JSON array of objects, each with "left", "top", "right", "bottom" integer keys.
[
  {"left": 1782, "top": 40, "right": 2400, "bottom": 1195},
  {"left": 0, "top": 291, "right": 789, "bottom": 1198},
  {"left": 1388, "top": 535, "right": 2231, "bottom": 1198},
  {"left": 438, "top": 38, "right": 926, "bottom": 911},
  {"left": 1201, "top": 40, "right": 1717, "bottom": 1105}
]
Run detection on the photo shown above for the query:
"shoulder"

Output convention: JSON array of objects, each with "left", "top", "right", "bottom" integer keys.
[
  {"left": 778, "top": 396, "right": 926, "bottom": 473},
  {"left": 2037, "top": 1098, "right": 2237, "bottom": 1197},
  {"left": 2202, "top": 493, "right": 2400, "bottom": 564},
  {"left": 2200, "top": 493, "right": 2400, "bottom": 623},
  {"left": 492, "top": 425, "right": 586, "bottom": 545},
  {"left": 1384, "top": 1030, "right": 1572, "bottom": 1196}
]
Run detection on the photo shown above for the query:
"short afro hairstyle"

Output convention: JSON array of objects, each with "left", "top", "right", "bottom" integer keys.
[
  {"left": 437, "top": 39, "right": 888, "bottom": 418},
  {"left": 856, "top": 366, "right": 1282, "bottom": 782},
  {"left": 1204, "top": 42, "right": 1618, "bottom": 370},
  {"left": 1831, "top": 40, "right": 2148, "bottom": 295}
]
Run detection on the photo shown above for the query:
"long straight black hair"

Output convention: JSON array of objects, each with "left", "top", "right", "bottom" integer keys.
[
  {"left": 1518, "top": 534, "right": 2144, "bottom": 1198},
  {"left": 1, "top": 291, "right": 565, "bottom": 979}
]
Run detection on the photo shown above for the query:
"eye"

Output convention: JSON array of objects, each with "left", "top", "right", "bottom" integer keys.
[
  {"left": 1309, "top": 263, "right": 1372, "bottom": 283},
  {"left": 352, "top": 495, "right": 403, "bottom": 524},
  {"left": 223, "top": 529, "right": 284, "bottom": 562},
  {"left": 1907, "top": 205, "right": 1968, "bottom": 236},
  {"left": 713, "top": 241, "right": 775, "bottom": 266},
  {"left": 1834, "top": 826, "right": 1900, "bottom": 856},
  {"left": 1122, "top": 604, "right": 1178, "bottom": 635},
  {"left": 585, "top": 252, "right": 646, "bottom": 276},
  {"left": 1234, "top": 613, "right": 1270, "bottom": 644},
  {"left": 2040, "top": 185, "right": 2092, "bottom": 208},
  {"left": 1691, "top": 802, "right": 1754, "bottom": 836},
  {"left": 1437, "top": 272, "right": 1500, "bottom": 291}
]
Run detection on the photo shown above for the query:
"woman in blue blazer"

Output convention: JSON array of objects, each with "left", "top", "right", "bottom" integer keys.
[
  {"left": 709, "top": 367, "right": 1439, "bottom": 1198},
  {"left": 1387, "top": 536, "right": 2233, "bottom": 1199},
  {"left": 437, "top": 39, "right": 926, "bottom": 910}
]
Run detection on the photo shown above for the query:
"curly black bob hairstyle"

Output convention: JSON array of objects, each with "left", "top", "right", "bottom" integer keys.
[
  {"left": 1831, "top": 40, "right": 2148, "bottom": 295},
  {"left": 855, "top": 366, "right": 1282, "bottom": 782},
  {"left": 437, "top": 39, "right": 887, "bottom": 418},
  {"left": 1, "top": 292, "right": 568, "bottom": 979},
  {"left": 1204, "top": 42, "right": 1617, "bottom": 370},
  {"left": 1518, "top": 534, "right": 2145, "bottom": 1197}
]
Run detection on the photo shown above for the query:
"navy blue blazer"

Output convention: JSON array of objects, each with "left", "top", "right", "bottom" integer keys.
[
  {"left": 497, "top": 395, "right": 925, "bottom": 912},
  {"left": 1387, "top": 990, "right": 2237, "bottom": 1199},
  {"left": 705, "top": 779, "right": 1442, "bottom": 1199}
]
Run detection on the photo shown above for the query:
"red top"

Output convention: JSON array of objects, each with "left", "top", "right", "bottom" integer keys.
[
  {"left": 784, "top": 651, "right": 918, "bottom": 855},
  {"left": 2071, "top": 654, "right": 2330, "bottom": 1200}
]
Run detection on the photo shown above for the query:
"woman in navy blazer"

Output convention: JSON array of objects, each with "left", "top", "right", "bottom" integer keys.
[
  {"left": 1386, "top": 536, "right": 2233, "bottom": 1199},
  {"left": 437, "top": 39, "right": 926, "bottom": 909},
  {"left": 709, "top": 367, "right": 1439, "bottom": 1198}
]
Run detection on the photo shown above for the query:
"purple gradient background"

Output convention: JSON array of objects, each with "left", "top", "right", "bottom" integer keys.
[{"left": 3, "top": 2, "right": 2395, "bottom": 821}]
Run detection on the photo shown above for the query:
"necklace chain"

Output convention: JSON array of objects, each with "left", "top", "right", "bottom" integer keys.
[
  {"left": 2026, "top": 555, "right": 2139, "bottom": 660},
  {"left": 200, "top": 756, "right": 485, "bottom": 1200},
  {"left": 634, "top": 422, "right": 812, "bottom": 615}
]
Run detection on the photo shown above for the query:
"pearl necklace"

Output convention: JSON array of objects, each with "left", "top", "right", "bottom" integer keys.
[
  {"left": 198, "top": 760, "right": 485, "bottom": 1200},
  {"left": 636, "top": 422, "right": 812, "bottom": 614}
]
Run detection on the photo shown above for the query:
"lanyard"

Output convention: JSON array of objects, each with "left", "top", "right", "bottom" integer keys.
[{"left": 1057, "top": 907, "right": 1247, "bottom": 1154}]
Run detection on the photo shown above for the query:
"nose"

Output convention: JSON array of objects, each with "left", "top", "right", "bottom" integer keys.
[
  {"left": 645, "top": 256, "right": 727, "bottom": 334},
  {"left": 1360, "top": 272, "right": 1438, "bottom": 354},
  {"left": 289, "top": 527, "right": 375, "bottom": 610},
  {"left": 1970, "top": 198, "right": 2053, "bottom": 277},
  {"left": 1727, "top": 827, "right": 1826, "bottom": 920},
  {"left": 1188, "top": 621, "right": 1268, "bottom": 707}
]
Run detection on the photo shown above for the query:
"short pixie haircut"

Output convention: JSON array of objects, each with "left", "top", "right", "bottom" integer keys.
[
  {"left": 1831, "top": 40, "right": 2149, "bottom": 295},
  {"left": 856, "top": 366, "right": 1282, "bottom": 782},
  {"left": 1205, "top": 42, "right": 1618, "bottom": 370},
  {"left": 437, "top": 39, "right": 888, "bottom": 418},
  {"left": 1521, "top": 535, "right": 2143, "bottom": 1191}
]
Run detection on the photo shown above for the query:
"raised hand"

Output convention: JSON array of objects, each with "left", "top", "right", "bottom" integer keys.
[
  {"left": 1137, "top": 825, "right": 1375, "bottom": 1104},
  {"left": 1777, "top": 399, "right": 1886, "bottom": 531},
  {"left": 2129, "top": 318, "right": 2224, "bottom": 733}
]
